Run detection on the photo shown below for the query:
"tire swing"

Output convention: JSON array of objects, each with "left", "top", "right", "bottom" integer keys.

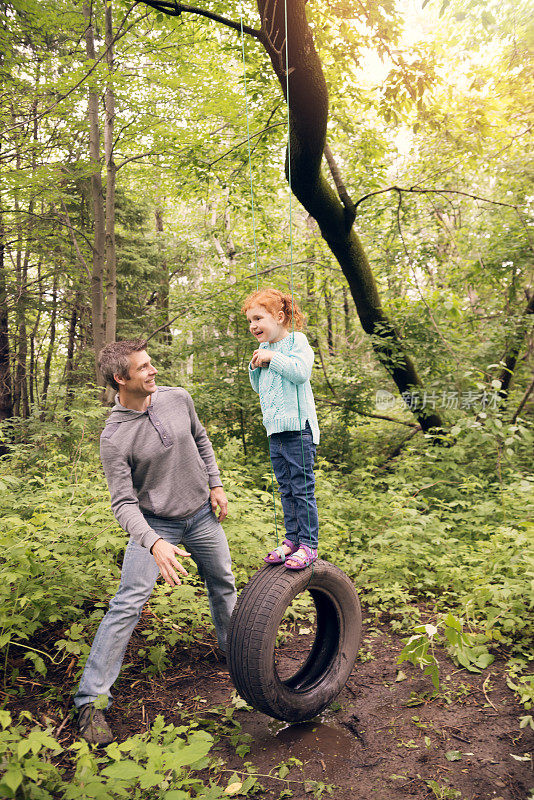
[
  {"left": 227, "top": 11, "right": 362, "bottom": 722},
  {"left": 227, "top": 561, "right": 362, "bottom": 723}
]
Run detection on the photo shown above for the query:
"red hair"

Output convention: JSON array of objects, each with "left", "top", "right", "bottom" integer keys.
[{"left": 242, "top": 288, "right": 304, "bottom": 330}]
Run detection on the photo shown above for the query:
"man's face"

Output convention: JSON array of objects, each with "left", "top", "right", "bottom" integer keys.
[{"left": 116, "top": 350, "right": 157, "bottom": 397}]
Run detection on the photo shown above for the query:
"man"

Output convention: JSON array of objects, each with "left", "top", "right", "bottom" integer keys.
[{"left": 74, "top": 339, "right": 237, "bottom": 744}]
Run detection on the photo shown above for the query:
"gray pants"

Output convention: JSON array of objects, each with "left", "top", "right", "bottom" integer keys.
[{"left": 74, "top": 501, "right": 237, "bottom": 708}]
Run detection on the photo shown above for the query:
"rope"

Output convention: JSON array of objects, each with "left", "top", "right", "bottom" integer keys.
[
  {"left": 240, "top": 16, "right": 259, "bottom": 291},
  {"left": 241, "top": 7, "right": 315, "bottom": 571},
  {"left": 240, "top": 16, "right": 279, "bottom": 545},
  {"left": 283, "top": 0, "right": 314, "bottom": 574}
]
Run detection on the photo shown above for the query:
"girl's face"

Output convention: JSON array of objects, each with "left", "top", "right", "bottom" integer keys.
[{"left": 246, "top": 304, "right": 288, "bottom": 343}]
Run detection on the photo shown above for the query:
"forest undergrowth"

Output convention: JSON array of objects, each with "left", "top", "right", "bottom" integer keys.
[{"left": 0, "top": 400, "right": 532, "bottom": 798}]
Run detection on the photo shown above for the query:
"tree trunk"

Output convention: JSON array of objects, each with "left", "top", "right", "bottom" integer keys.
[
  {"left": 14, "top": 88, "right": 40, "bottom": 416},
  {"left": 104, "top": 0, "right": 117, "bottom": 345},
  {"left": 84, "top": 2, "right": 106, "bottom": 379},
  {"left": 41, "top": 273, "right": 58, "bottom": 409},
  {"left": 512, "top": 371, "right": 534, "bottom": 423},
  {"left": 186, "top": 330, "right": 193, "bottom": 376},
  {"left": 498, "top": 291, "right": 534, "bottom": 399},
  {"left": 342, "top": 285, "right": 351, "bottom": 343},
  {"left": 29, "top": 262, "right": 43, "bottom": 407},
  {"left": 211, "top": 192, "right": 237, "bottom": 275},
  {"left": 13, "top": 219, "right": 30, "bottom": 418},
  {"left": 235, "top": 316, "right": 247, "bottom": 455},
  {"left": 0, "top": 200, "right": 13, "bottom": 428},
  {"left": 154, "top": 207, "right": 172, "bottom": 348},
  {"left": 11, "top": 105, "right": 30, "bottom": 419},
  {"left": 304, "top": 215, "right": 318, "bottom": 328},
  {"left": 65, "top": 294, "right": 79, "bottom": 404},
  {"left": 256, "top": 0, "right": 443, "bottom": 431},
  {"left": 29, "top": 325, "right": 35, "bottom": 407},
  {"left": 140, "top": 0, "right": 444, "bottom": 431},
  {"left": 324, "top": 281, "right": 334, "bottom": 356}
]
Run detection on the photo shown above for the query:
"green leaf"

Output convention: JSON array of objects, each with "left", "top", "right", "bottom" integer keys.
[
  {"left": 93, "top": 694, "right": 108, "bottom": 710},
  {"left": 0, "top": 710, "right": 12, "bottom": 729},
  {"left": 163, "top": 733, "right": 213, "bottom": 769},
  {"left": 241, "top": 775, "right": 258, "bottom": 793},
  {"left": 481, "top": 11, "right": 495, "bottom": 28},
  {"left": 3, "top": 770, "right": 23, "bottom": 792},
  {"left": 475, "top": 652, "right": 494, "bottom": 669},
  {"left": 444, "top": 613, "right": 462, "bottom": 633},
  {"left": 445, "top": 750, "right": 462, "bottom": 761},
  {"left": 224, "top": 782, "right": 243, "bottom": 796},
  {"left": 425, "top": 661, "right": 440, "bottom": 690},
  {"left": 17, "top": 738, "right": 32, "bottom": 758},
  {"left": 102, "top": 760, "right": 145, "bottom": 780}
]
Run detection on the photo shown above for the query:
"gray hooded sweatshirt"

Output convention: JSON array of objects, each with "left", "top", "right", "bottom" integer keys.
[{"left": 100, "top": 386, "right": 222, "bottom": 551}]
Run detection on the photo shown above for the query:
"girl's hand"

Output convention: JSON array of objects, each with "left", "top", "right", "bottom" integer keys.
[{"left": 251, "top": 349, "right": 273, "bottom": 368}]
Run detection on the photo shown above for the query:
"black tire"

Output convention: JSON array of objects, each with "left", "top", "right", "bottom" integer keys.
[{"left": 227, "top": 559, "right": 362, "bottom": 722}]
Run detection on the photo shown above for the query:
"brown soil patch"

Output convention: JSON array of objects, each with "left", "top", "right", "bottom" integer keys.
[{"left": 6, "top": 614, "right": 533, "bottom": 799}]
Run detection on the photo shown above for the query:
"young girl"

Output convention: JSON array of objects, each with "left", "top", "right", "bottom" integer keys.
[{"left": 242, "top": 288, "right": 320, "bottom": 570}]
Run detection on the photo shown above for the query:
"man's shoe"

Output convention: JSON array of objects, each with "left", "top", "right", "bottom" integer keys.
[{"left": 77, "top": 703, "right": 114, "bottom": 745}]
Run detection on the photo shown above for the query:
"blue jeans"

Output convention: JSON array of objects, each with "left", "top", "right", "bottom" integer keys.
[
  {"left": 74, "top": 501, "right": 236, "bottom": 709},
  {"left": 269, "top": 421, "right": 319, "bottom": 550}
]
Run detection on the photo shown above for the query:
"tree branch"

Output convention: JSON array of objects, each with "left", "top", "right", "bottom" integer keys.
[
  {"left": 209, "top": 122, "right": 285, "bottom": 167},
  {"left": 139, "top": 1, "right": 263, "bottom": 40},
  {"left": 2, "top": 208, "right": 94, "bottom": 250},
  {"left": 376, "top": 426, "right": 422, "bottom": 467},
  {"left": 511, "top": 372, "right": 534, "bottom": 423},
  {"left": 2, "top": 5, "right": 147, "bottom": 135},
  {"left": 318, "top": 397, "right": 420, "bottom": 428},
  {"left": 354, "top": 185, "right": 523, "bottom": 216},
  {"left": 311, "top": 336, "right": 339, "bottom": 399},
  {"left": 116, "top": 150, "right": 166, "bottom": 170},
  {"left": 395, "top": 188, "right": 461, "bottom": 367},
  {"left": 145, "top": 257, "right": 317, "bottom": 340},
  {"left": 61, "top": 201, "right": 91, "bottom": 277},
  {"left": 498, "top": 291, "right": 534, "bottom": 398},
  {"left": 324, "top": 144, "right": 356, "bottom": 230}
]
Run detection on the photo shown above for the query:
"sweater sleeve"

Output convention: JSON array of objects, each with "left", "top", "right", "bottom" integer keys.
[
  {"left": 185, "top": 392, "right": 223, "bottom": 488},
  {"left": 268, "top": 334, "right": 314, "bottom": 385},
  {"left": 100, "top": 437, "right": 161, "bottom": 551},
  {"left": 248, "top": 363, "right": 260, "bottom": 393}
]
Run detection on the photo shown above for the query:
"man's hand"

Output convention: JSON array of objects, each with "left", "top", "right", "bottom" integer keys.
[
  {"left": 210, "top": 486, "right": 228, "bottom": 522},
  {"left": 251, "top": 349, "right": 273, "bottom": 369},
  {"left": 151, "top": 539, "right": 191, "bottom": 587}
]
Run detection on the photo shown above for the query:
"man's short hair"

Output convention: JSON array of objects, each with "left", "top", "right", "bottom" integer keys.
[{"left": 98, "top": 339, "right": 148, "bottom": 391}]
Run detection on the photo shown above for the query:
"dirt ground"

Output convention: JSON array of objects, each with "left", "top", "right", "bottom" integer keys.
[{"left": 9, "top": 610, "right": 534, "bottom": 800}]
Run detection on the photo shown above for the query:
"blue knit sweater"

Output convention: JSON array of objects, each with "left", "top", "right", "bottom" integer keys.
[{"left": 248, "top": 332, "right": 320, "bottom": 444}]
